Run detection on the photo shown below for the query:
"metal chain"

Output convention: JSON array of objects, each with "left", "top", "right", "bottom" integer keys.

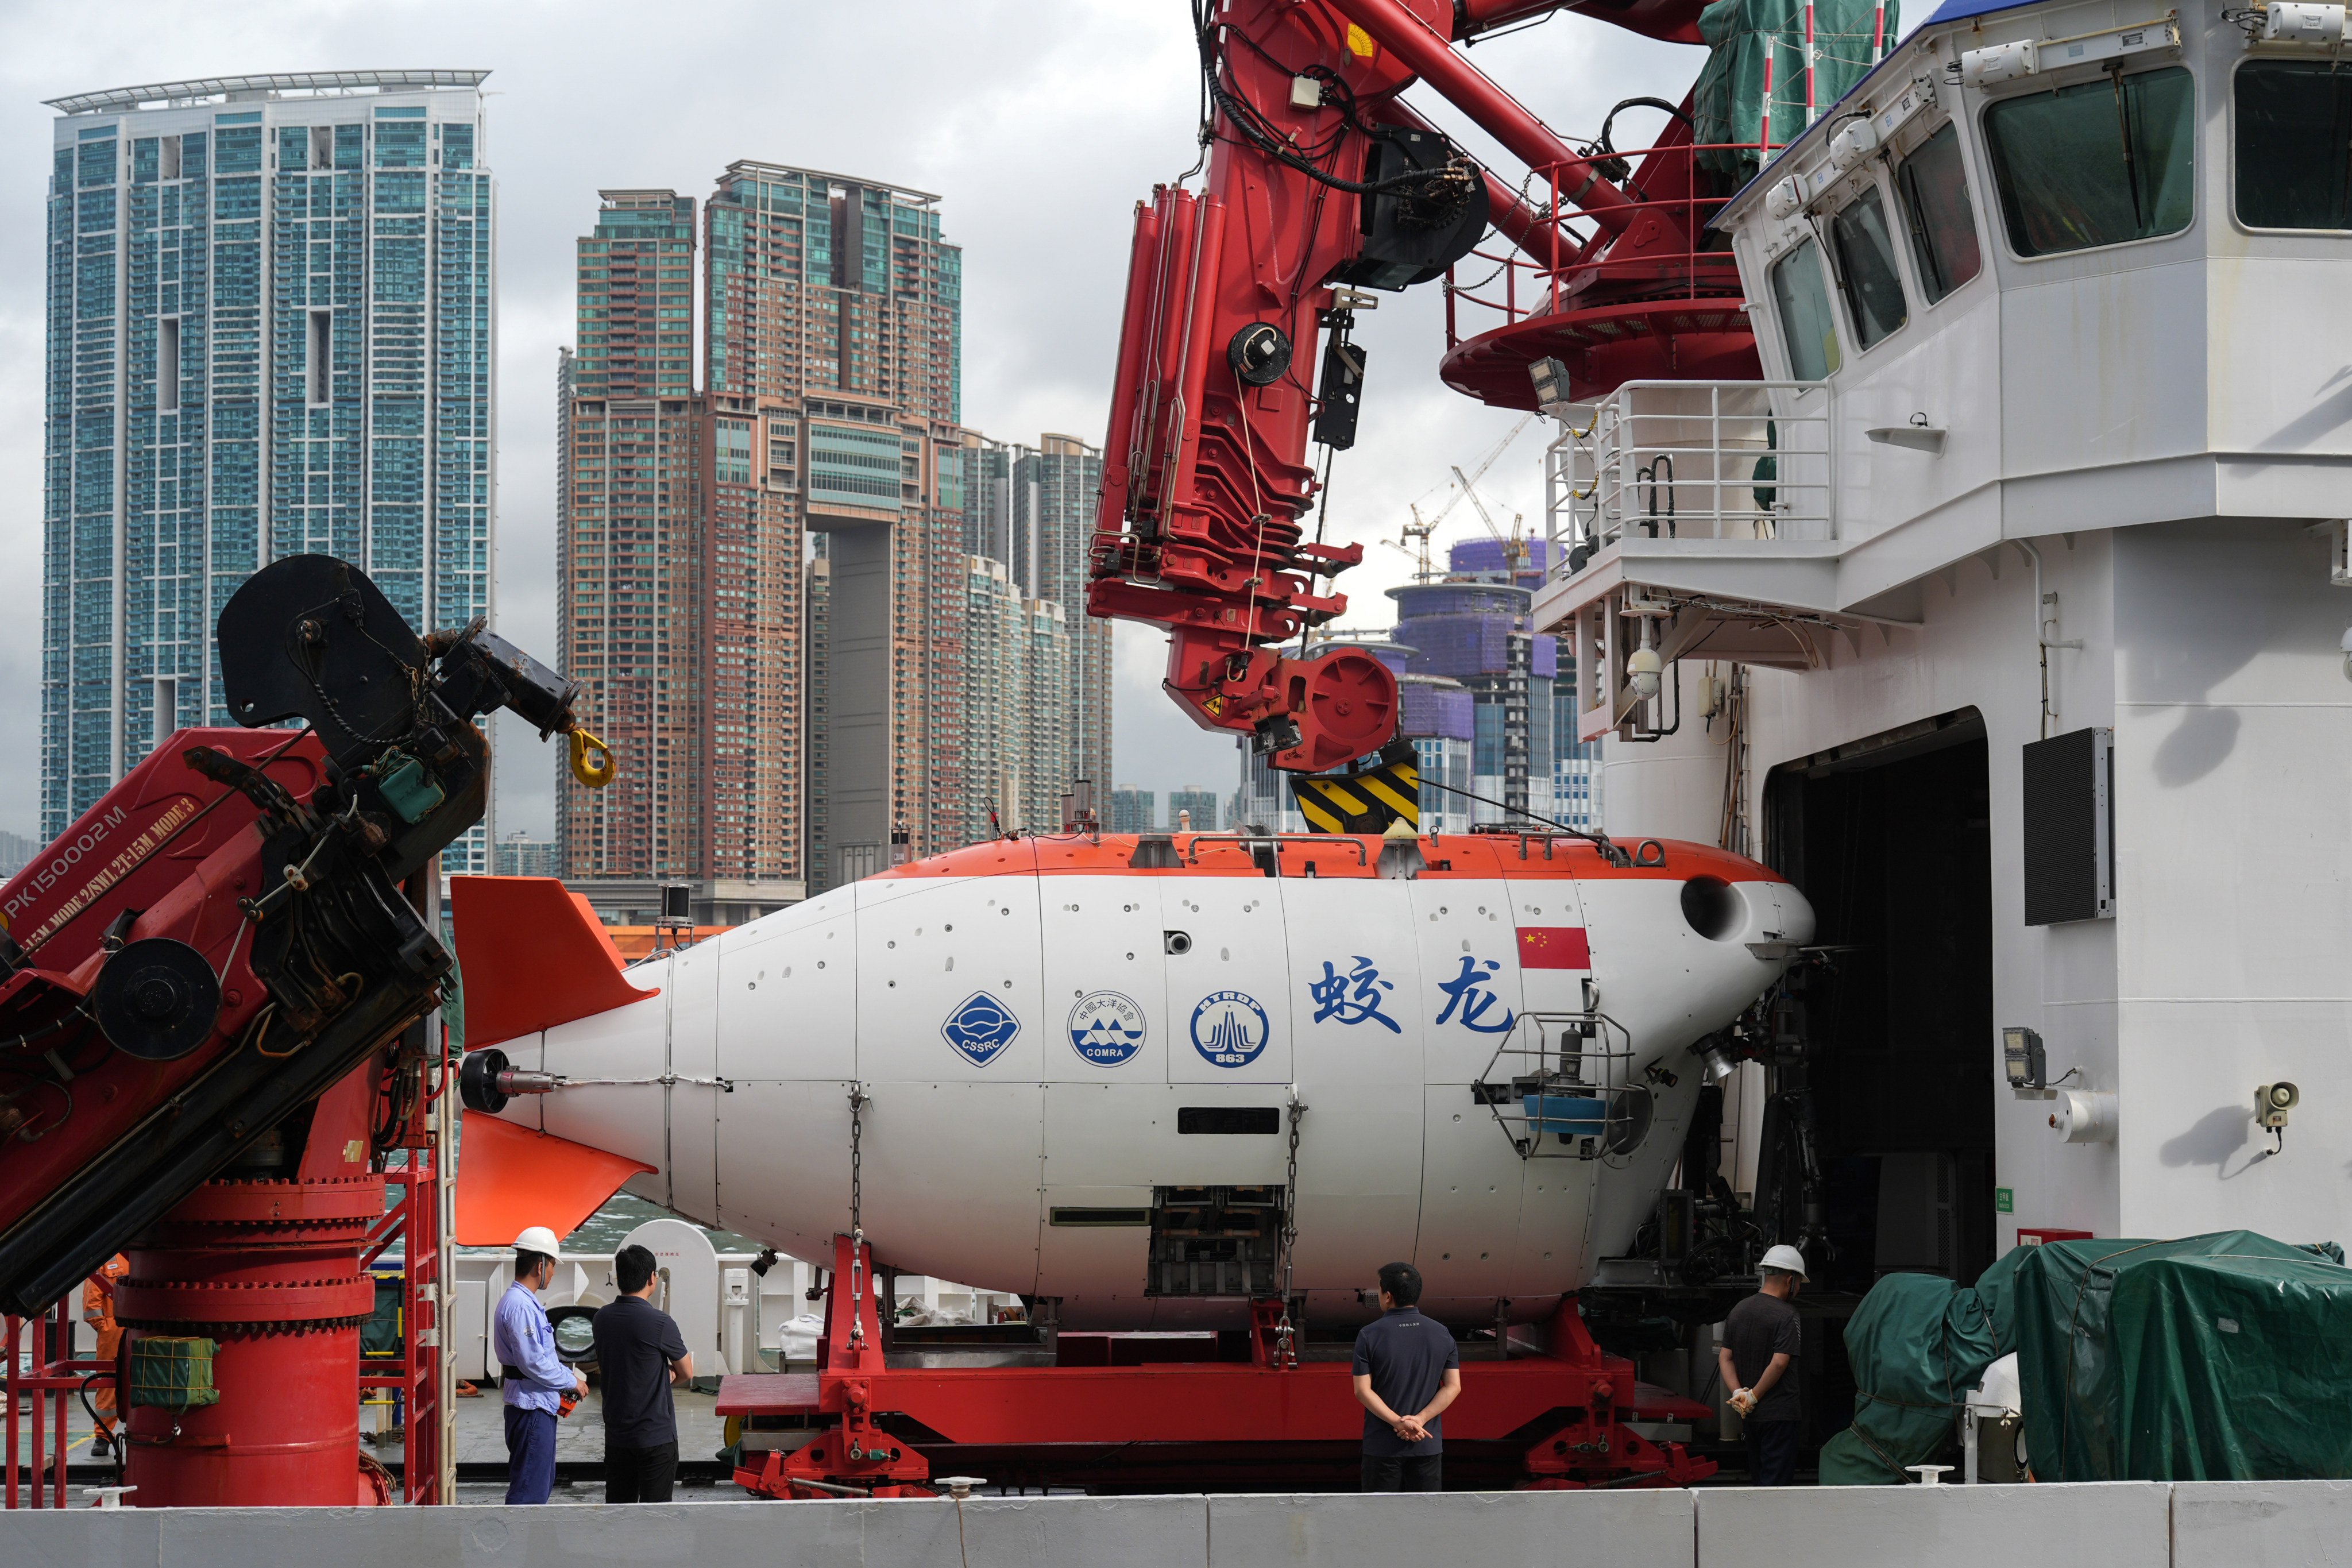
[
  {"left": 848, "top": 1084, "right": 867, "bottom": 1348},
  {"left": 1277, "top": 1092, "right": 1307, "bottom": 1368}
]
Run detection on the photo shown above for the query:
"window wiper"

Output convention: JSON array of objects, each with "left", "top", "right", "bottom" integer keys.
[
  {"left": 2110, "top": 65, "right": 2145, "bottom": 232},
  {"left": 1899, "top": 165, "right": 1946, "bottom": 296}
]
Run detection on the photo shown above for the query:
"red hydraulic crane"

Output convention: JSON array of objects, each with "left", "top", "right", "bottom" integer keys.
[
  {"left": 1088, "top": 0, "right": 1752, "bottom": 773},
  {"left": 0, "top": 557, "right": 607, "bottom": 1508}
]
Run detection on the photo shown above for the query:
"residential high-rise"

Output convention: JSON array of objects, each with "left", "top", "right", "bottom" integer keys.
[
  {"left": 805, "top": 555, "right": 832, "bottom": 893},
  {"left": 558, "top": 380, "right": 705, "bottom": 876},
  {"left": 0, "top": 831, "right": 38, "bottom": 880},
  {"left": 970, "top": 434, "right": 1113, "bottom": 791},
  {"left": 41, "top": 71, "right": 497, "bottom": 869},
  {"left": 492, "top": 833, "right": 559, "bottom": 877},
  {"left": 556, "top": 190, "right": 803, "bottom": 911},
  {"left": 570, "top": 190, "right": 696, "bottom": 399},
  {"left": 704, "top": 161, "right": 960, "bottom": 418},
  {"left": 1110, "top": 788, "right": 1156, "bottom": 835},
  {"left": 553, "top": 160, "right": 1115, "bottom": 897},
  {"left": 699, "top": 161, "right": 976, "bottom": 886},
  {"left": 958, "top": 557, "right": 1071, "bottom": 842},
  {"left": 1167, "top": 788, "right": 1219, "bottom": 833}
]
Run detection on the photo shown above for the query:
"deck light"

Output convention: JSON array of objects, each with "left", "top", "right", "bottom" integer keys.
[
  {"left": 2002, "top": 1026, "right": 2046, "bottom": 1090},
  {"left": 1528, "top": 356, "right": 1567, "bottom": 408}
]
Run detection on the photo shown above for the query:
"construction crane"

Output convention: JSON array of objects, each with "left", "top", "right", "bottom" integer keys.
[
  {"left": 1453, "top": 461, "right": 1530, "bottom": 579},
  {"left": 1382, "top": 414, "right": 1534, "bottom": 581}
]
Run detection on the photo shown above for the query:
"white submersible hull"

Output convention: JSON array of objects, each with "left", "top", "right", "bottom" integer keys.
[{"left": 454, "top": 832, "right": 1810, "bottom": 1328}]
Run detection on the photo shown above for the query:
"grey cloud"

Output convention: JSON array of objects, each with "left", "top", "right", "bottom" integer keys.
[{"left": 0, "top": 0, "right": 1705, "bottom": 837}]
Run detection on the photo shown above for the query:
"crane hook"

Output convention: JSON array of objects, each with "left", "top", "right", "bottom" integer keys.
[{"left": 567, "top": 728, "right": 617, "bottom": 789}]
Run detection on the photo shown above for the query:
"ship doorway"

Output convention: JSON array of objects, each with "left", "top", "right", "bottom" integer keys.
[{"left": 1761, "top": 709, "right": 1997, "bottom": 1296}]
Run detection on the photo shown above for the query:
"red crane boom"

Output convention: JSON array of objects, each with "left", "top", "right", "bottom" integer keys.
[{"left": 1088, "top": 0, "right": 1742, "bottom": 772}]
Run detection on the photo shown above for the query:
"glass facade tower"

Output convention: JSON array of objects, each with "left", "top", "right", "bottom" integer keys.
[{"left": 41, "top": 71, "right": 496, "bottom": 868}]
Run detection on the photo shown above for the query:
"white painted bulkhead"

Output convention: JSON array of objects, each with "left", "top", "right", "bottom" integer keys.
[{"left": 1547, "top": 0, "right": 2352, "bottom": 1256}]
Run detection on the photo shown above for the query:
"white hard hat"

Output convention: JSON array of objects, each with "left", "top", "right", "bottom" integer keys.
[
  {"left": 512, "top": 1226, "right": 563, "bottom": 1260},
  {"left": 1759, "top": 1243, "right": 1809, "bottom": 1280}
]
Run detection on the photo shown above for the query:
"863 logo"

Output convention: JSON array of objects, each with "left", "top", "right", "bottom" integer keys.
[{"left": 1189, "top": 990, "right": 1269, "bottom": 1068}]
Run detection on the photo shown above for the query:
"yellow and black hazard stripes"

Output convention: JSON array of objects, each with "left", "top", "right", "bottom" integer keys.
[{"left": 1290, "top": 755, "right": 1420, "bottom": 835}]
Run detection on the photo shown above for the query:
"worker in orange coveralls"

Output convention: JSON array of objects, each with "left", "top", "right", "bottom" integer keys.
[{"left": 82, "top": 1256, "right": 129, "bottom": 1461}]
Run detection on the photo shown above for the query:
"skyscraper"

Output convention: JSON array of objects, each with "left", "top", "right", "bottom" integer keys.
[
  {"left": 958, "top": 557, "right": 1072, "bottom": 844},
  {"left": 1110, "top": 788, "right": 1156, "bottom": 835},
  {"left": 1167, "top": 787, "right": 1219, "bottom": 833},
  {"left": 556, "top": 191, "right": 802, "bottom": 909},
  {"left": 804, "top": 555, "right": 832, "bottom": 891},
  {"left": 557, "top": 377, "right": 706, "bottom": 878},
  {"left": 569, "top": 190, "right": 695, "bottom": 399},
  {"left": 700, "top": 161, "right": 973, "bottom": 887},
  {"left": 41, "top": 71, "right": 496, "bottom": 868},
  {"left": 970, "top": 434, "right": 1113, "bottom": 792}
]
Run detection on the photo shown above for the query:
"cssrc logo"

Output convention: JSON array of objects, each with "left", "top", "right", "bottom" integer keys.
[
  {"left": 1190, "top": 990, "right": 1270, "bottom": 1068},
  {"left": 941, "top": 991, "right": 1021, "bottom": 1067}
]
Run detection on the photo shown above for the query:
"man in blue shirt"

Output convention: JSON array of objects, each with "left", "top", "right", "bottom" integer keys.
[
  {"left": 492, "top": 1224, "right": 585, "bottom": 1505},
  {"left": 1351, "top": 1261, "right": 1462, "bottom": 1492}
]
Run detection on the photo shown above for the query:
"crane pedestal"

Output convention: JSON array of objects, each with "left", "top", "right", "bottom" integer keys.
[
  {"left": 725, "top": 1235, "right": 1714, "bottom": 1499},
  {"left": 112, "top": 1068, "right": 389, "bottom": 1508}
]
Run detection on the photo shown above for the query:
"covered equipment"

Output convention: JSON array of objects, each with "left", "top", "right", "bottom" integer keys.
[{"left": 1820, "top": 1232, "right": 2352, "bottom": 1485}]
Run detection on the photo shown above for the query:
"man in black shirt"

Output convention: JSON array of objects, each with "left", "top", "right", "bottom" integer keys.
[
  {"left": 592, "top": 1243, "right": 693, "bottom": 1503},
  {"left": 1351, "top": 1261, "right": 1461, "bottom": 1492},
  {"left": 1717, "top": 1242, "right": 1808, "bottom": 1486}
]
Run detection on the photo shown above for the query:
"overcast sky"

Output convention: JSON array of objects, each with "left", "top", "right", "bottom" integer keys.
[{"left": 0, "top": 0, "right": 1710, "bottom": 841}]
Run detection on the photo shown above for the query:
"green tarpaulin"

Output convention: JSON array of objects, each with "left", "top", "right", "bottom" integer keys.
[
  {"left": 1821, "top": 1232, "right": 2352, "bottom": 1484},
  {"left": 1816, "top": 1254, "right": 2018, "bottom": 1484},
  {"left": 2014, "top": 1233, "right": 2352, "bottom": 1482},
  {"left": 1693, "top": 0, "right": 1898, "bottom": 178}
]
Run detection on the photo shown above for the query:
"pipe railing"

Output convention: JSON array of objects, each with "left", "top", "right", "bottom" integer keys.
[
  {"left": 1543, "top": 380, "right": 1837, "bottom": 557},
  {"left": 1443, "top": 141, "right": 1764, "bottom": 349}
]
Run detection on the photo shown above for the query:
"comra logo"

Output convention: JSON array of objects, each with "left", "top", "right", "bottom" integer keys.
[
  {"left": 941, "top": 991, "right": 1022, "bottom": 1067},
  {"left": 1068, "top": 991, "right": 1146, "bottom": 1067},
  {"left": 1189, "top": 990, "right": 1270, "bottom": 1068}
]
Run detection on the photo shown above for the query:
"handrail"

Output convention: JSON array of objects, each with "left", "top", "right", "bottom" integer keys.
[
  {"left": 1542, "top": 378, "right": 1837, "bottom": 561},
  {"left": 1443, "top": 139, "right": 1768, "bottom": 348},
  {"left": 1182, "top": 832, "right": 1371, "bottom": 871},
  {"left": 1476, "top": 1009, "right": 1655, "bottom": 1162}
]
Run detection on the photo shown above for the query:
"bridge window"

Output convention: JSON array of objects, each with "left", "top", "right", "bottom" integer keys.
[
  {"left": 2236, "top": 61, "right": 2352, "bottom": 229},
  {"left": 1983, "top": 66, "right": 2195, "bottom": 256},
  {"left": 1895, "top": 123, "right": 1983, "bottom": 303},
  {"left": 1770, "top": 238, "right": 1841, "bottom": 381},
  {"left": 1829, "top": 186, "right": 1909, "bottom": 349}
]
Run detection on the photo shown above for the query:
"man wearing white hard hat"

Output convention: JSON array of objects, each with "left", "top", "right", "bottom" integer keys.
[
  {"left": 1717, "top": 1243, "right": 1809, "bottom": 1486},
  {"left": 493, "top": 1225, "right": 586, "bottom": 1504}
]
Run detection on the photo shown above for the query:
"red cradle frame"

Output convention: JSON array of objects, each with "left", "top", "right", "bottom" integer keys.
[{"left": 723, "top": 1235, "right": 1715, "bottom": 1497}]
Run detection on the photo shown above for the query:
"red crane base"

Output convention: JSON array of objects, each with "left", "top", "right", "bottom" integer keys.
[
  {"left": 112, "top": 1068, "right": 387, "bottom": 1508},
  {"left": 723, "top": 1237, "right": 1714, "bottom": 1499}
]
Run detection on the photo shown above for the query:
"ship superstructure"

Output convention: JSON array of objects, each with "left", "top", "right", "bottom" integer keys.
[{"left": 1542, "top": 0, "right": 2352, "bottom": 1276}]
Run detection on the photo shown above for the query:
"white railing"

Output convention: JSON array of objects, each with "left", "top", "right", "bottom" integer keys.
[{"left": 1545, "top": 380, "right": 1835, "bottom": 562}]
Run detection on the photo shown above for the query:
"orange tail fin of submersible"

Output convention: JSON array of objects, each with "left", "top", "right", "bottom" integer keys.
[
  {"left": 453, "top": 1114, "right": 654, "bottom": 1246},
  {"left": 449, "top": 875, "right": 659, "bottom": 1050}
]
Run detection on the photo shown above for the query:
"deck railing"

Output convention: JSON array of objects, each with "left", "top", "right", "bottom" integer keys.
[
  {"left": 1442, "top": 141, "right": 1764, "bottom": 350},
  {"left": 1544, "top": 380, "right": 1836, "bottom": 561}
]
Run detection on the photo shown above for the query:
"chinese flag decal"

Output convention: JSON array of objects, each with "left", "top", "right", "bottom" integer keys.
[{"left": 1517, "top": 927, "right": 1591, "bottom": 970}]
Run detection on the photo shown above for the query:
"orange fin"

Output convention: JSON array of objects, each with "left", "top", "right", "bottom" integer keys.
[
  {"left": 450, "top": 875, "right": 659, "bottom": 1050},
  {"left": 453, "top": 1113, "right": 655, "bottom": 1247}
]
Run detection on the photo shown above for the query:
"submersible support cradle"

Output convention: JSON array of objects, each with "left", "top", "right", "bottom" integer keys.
[{"left": 723, "top": 1234, "right": 1716, "bottom": 1498}]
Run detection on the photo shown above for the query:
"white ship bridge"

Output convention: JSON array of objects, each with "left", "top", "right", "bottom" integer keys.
[{"left": 1527, "top": 0, "right": 2352, "bottom": 1271}]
